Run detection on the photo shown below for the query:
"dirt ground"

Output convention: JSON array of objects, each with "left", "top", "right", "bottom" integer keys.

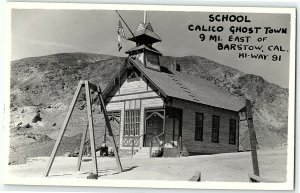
[{"left": 8, "top": 146, "right": 287, "bottom": 182}]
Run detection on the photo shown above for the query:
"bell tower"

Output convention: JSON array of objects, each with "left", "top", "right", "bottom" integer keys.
[{"left": 125, "top": 21, "right": 162, "bottom": 71}]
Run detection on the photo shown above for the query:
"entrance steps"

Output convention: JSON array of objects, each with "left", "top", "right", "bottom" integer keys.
[{"left": 133, "top": 147, "right": 161, "bottom": 158}]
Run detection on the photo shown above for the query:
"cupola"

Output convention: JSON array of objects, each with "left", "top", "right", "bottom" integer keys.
[{"left": 125, "top": 22, "right": 162, "bottom": 71}]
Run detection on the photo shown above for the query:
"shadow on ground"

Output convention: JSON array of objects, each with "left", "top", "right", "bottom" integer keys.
[{"left": 98, "top": 166, "right": 138, "bottom": 177}]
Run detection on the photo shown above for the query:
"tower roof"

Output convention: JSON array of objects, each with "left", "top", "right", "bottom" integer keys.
[
  {"left": 125, "top": 44, "right": 162, "bottom": 55},
  {"left": 127, "top": 22, "right": 162, "bottom": 43}
]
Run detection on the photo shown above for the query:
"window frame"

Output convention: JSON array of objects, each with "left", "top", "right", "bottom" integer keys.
[
  {"left": 195, "top": 112, "right": 204, "bottom": 141},
  {"left": 229, "top": 119, "right": 237, "bottom": 145},
  {"left": 211, "top": 115, "right": 220, "bottom": 143},
  {"left": 124, "top": 109, "right": 141, "bottom": 136}
]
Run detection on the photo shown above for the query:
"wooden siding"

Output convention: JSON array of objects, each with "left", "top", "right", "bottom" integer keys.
[
  {"left": 169, "top": 98, "right": 239, "bottom": 154},
  {"left": 106, "top": 74, "right": 163, "bottom": 149},
  {"left": 109, "top": 75, "right": 153, "bottom": 97},
  {"left": 107, "top": 91, "right": 157, "bottom": 102},
  {"left": 106, "top": 71, "right": 239, "bottom": 153},
  {"left": 106, "top": 102, "right": 124, "bottom": 111}
]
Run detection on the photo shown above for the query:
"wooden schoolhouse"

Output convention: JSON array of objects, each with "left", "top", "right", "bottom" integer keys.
[{"left": 103, "top": 21, "right": 245, "bottom": 156}]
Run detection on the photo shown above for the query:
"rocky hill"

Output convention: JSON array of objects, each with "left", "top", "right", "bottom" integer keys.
[{"left": 9, "top": 53, "right": 288, "bottom": 164}]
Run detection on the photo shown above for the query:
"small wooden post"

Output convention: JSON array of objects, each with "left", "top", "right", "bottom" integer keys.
[
  {"left": 131, "top": 139, "right": 134, "bottom": 159},
  {"left": 97, "top": 86, "right": 123, "bottom": 172},
  {"left": 246, "top": 99, "right": 260, "bottom": 178},
  {"left": 77, "top": 125, "right": 88, "bottom": 171},
  {"left": 149, "top": 141, "right": 152, "bottom": 157},
  {"left": 162, "top": 112, "right": 166, "bottom": 156},
  {"left": 172, "top": 116, "right": 175, "bottom": 142},
  {"left": 85, "top": 81, "right": 98, "bottom": 177},
  {"left": 179, "top": 136, "right": 182, "bottom": 152},
  {"left": 44, "top": 81, "right": 83, "bottom": 177}
]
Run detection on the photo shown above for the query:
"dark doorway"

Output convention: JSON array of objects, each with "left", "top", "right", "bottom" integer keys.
[
  {"left": 165, "top": 107, "right": 183, "bottom": 149},
  {"left": 144, "top": 109, "right": 165, "bottom": 147}
]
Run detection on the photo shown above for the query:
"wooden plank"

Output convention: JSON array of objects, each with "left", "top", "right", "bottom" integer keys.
[
  {"left": 119, "top": 109, "right": 125, "bottom": 148},
  {"left": 109, "top": 92, "right": 158, "bottom": 102},
  {"left": 142, "top": 98, "right": 164, "bottom": 107},
  {"left": 106, "top": 102, "right": 124, "bottom": 111},
  {"left": 248, "top": 172, "right": 270, "bottom": 182},
  {"left": 77, "top": 125, "right": 88, "bottom": 171},
  {"left": 44, "top": 80, "right": 83, "bottom": 177},
  {"left": 109, "top": 96, "right": 161, "bottom": 104},
  {"left": 112, "top": 90, "right": 154, "bottom": 97},
  {"left": 162, "top": 109, "right": 166, "bottom": 150},
  {"left": 131, "top": 139, "right": 134, "bottom": 159},
  {"left": 248, "top": 172, "right": 260, "bottom": 182},
  {"left": 246, "top": 99, "right": 260, "bottom": 177},
  {"left": 149, "top": 141, "right": 152, "bottom": 157},
  {"left": 85, "top": 81, "right": 98, "bottom": 176},
  {"left": 98, "top": 87, "right": 123, "bottom": 172}
]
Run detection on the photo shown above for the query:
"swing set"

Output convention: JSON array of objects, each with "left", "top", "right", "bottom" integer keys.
[{"left": 44, "top": 80, "right": 122, "bottom": 179}]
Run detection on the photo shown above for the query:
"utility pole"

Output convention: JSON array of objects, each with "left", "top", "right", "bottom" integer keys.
[{"left": 246, "top": 99, "right": 260, "bottom": 180}]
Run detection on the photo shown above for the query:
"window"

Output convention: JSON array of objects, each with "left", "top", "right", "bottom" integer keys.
[
  {"left": 212, "top": 116, "right": 219, "bottom": 143},
  {"left": 127, "top": 69, "right": 140, "bottom": 82},
  {"left": 124, "top": 110, "right": 140, "bottom": 136},
  {"left": 229, "top": 119, "right": 236, "bottom": 145},
  {"left": 195, "top": 113, "right": 203, "bottom": 141}
]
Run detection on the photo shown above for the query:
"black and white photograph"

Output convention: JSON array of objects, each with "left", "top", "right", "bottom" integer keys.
[{"left": 4, "top": 3, "right": 296, "bottom": 190}]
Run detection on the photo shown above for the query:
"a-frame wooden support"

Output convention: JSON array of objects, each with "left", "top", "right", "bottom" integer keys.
[
  {"left": 44, "top": 80, "right": 123, "bottom": 178},
  {"left": 77, "top": 125, "right": 88, "bottom": 171},
  {"left": 97, "top": 87, "right": 123, "bottom": 172}
]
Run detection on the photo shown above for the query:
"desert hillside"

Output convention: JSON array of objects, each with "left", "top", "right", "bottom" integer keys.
[{"left": 9, "top": 53, "right": 288, "bottom": 164}]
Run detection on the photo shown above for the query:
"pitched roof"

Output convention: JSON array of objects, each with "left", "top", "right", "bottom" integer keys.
[
  {"left": 129, "top": 58, "right": 244, "bottom": 112},
  {"left": 104, "top": 57, "right": 245, "bottom": 112}
]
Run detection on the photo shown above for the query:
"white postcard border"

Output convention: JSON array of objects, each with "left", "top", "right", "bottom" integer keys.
[{"left": 3, "top": 2, "right": 296, "bottom": 191}]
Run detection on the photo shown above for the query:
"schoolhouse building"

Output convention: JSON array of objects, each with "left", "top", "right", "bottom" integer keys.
[{"left": 103, "top": 21, "right": 245, "bottom": 156}]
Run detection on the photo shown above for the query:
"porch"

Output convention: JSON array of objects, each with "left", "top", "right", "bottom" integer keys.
[{"left": 120, "top": 106, "right": 183, "bottom": 157}]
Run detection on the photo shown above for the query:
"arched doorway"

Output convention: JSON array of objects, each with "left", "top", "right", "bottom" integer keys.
[{"left": 144, "top": 109, "right": 165, "bottom": 147}]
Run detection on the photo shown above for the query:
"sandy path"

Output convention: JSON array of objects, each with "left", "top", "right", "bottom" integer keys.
[{"left": 8, "top": 146, "right": 286, "bottom": 182}]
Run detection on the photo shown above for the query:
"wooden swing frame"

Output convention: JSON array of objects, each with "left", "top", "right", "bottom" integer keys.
[{"left": 44, "top": 80, "right": 122, "bottom": 178}]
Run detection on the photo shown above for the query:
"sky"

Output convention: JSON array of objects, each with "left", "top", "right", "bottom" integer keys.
[{"left": 11, "top": 9, "right": 291, "bottom": 88}]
